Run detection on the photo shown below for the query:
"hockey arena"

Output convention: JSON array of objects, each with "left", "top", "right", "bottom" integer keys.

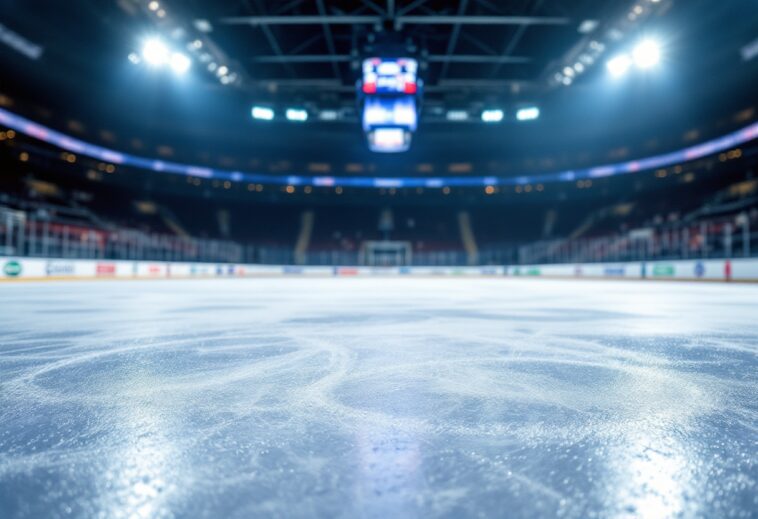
[{"left": 1, "top": 1, "right": 757, "bottom": 518}]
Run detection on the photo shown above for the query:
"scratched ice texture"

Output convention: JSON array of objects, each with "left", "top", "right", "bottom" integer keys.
[{"left": 0, "top": 278, "right": 756, "bottom": 518}]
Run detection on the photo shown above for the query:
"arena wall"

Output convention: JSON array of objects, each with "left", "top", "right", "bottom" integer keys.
[{"left": 2, "top": 257, "right": 758, "bottom": 281}]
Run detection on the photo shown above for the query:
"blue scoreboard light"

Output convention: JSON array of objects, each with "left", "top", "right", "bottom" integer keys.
[
  {"left": 362, "top": 97, "right": 417, "bottom": 132},
  {"left": 359, "top": 57, "right": 421, "bottom": 153}
]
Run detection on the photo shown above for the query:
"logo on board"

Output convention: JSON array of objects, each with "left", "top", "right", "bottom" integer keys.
[
  {"left": 3, "top": 260, "right": 22, "bottom": 277},
  {"left": 46, "top": 261, "right": 76, "bottom": 276},
  {"left": 652, "top": 264, "right": 675, "bottom": 277},
  {"left": 96, "top": 263, "right": 117, "bottom": 276}
]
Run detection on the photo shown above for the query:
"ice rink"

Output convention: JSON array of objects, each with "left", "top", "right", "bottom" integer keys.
[{"left": 0, "top": 277, "right": 756, "bottom": 518}]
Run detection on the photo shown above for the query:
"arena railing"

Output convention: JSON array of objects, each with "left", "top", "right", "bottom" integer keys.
[
  {"left": 514, "top": 212, "right": 756, "bottom": 265},
  {"left": 0, "top": 207, "right": 248, "bottom": 264},
  {"left": 1, "top": 207, "right": 756, "bottom": 266}
]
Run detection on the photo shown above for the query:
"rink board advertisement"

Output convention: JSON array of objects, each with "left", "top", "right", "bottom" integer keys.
[
  {"left": 0, "top": 258, "right": 506, "bottom": 280},
  {"left": 504, "top": 258, "right": 758, "bottom": 281},
  {"left": 1, "top": 257, "right": 758, "bottom": 281}
]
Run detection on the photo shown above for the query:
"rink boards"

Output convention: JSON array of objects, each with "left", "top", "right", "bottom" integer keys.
[{"left": 2, "top": 256, "right": 758, "bottom": 281}]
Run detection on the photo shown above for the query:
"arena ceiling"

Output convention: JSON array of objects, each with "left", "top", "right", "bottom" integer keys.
[
  {"left": 176, "top": 0, "right": 615, "bottom": 103},
  {"left": 0, "top": 0, "right": 756, "bottom": 165}
]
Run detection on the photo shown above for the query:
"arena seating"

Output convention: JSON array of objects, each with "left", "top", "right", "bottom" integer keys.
[{"left": 1, "top": 145, "right": 756, "bottom": 265}]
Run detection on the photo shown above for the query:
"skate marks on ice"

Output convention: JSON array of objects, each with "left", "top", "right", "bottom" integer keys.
[{"left": 0, "top": 278, "right": 756, "bottom": 518}]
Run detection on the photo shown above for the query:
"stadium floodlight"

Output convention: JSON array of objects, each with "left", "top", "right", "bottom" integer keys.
[
  {"left": 251, "top": 106, "right": 274, "bottom": 121},
  {"left": 194, "top": 19, "right": 213, "bottom": 33},
  {"left": 142, "top": 38, "right": 169, "bottom": 66},
  {"left": 578, "top": 19, "right": 598, "bottom": 34},
  {"left": 632, "top": 39, "right": 661, "bottom": 69},
  {"left": 516, "top": 106, "right": 540, "bottom": 121},
  {"left": 446, "top": 110, "right": 469, "bottom": 122},
  {"left": 481, "top": 109, "right": 504, "bottom": 123},
  {"left": 169, "top": 52, "right": 191, "bottom": 75},
  {"left": 285, "top": 108, "right": 308, "bottom": 122},
  {"left": 606, "top": 53, "right": 632, "bottom": 78}
]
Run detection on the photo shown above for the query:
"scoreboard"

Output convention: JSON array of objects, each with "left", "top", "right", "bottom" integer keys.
[{"left": 359, "top": 58, "right": 421, "bottom": 153}]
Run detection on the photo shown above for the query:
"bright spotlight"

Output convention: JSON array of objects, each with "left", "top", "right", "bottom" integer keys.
[
  {"left": 516, "top": 106, "right": 540, "bottom": 121},
  {"left": 142, "top": 38, "right": 169, "bottom": 66},
  {"left": 632, "top": 39, "right": 661, "bottom": 69},
  {"left": 606, "top": 53, "right": 632, "bottom": 78},
  {"left": 252, "top": 106, "right": 274, "bottom": 121},
  {"left": 481, "top": 109, "right": 504, "bottom": 123},
  {"left": 285, "top": 108, "right": 308, "bottom": 122},
  {"left": 169, "top": 52, "right": 191, "bottom": 75}
]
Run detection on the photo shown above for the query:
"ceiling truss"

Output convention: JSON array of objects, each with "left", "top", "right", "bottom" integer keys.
[{"left": 190, "top": 0, "right": 586, "bottom": 101}]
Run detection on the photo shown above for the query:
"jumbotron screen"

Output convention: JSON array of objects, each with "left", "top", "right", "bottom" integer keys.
[
  {"left": 361, "top": 96, "right": 417, "bottom": 132},
  {"left": 361, "top": 57, "right": 418, "bottom": 95}
]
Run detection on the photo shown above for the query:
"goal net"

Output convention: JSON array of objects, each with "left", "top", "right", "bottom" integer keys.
[{"left": 360, "top": 240, "right": 412, "bottom": 266}]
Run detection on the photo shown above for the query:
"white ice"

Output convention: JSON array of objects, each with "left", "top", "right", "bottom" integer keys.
[{"left": 0, "top": 278, "right": 756, "bottom": 518}]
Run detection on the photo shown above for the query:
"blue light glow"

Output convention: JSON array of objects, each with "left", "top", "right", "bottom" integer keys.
[{"left": 0, "top": 107, "right": 755, "bottom": 189}]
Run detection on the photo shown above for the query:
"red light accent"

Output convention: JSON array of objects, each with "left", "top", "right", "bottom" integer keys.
[
  {"left": 404, "top": 82, "right": 417, "bottom": 94},
  {"left": 363, "top": 82, "right": 377, "bottom": 94}
]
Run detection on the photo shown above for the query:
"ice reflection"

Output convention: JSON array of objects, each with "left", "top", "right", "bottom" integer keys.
[
  {"left": 95, "top": 372, "right": 179, "bottom": 519},
  {"left": 610, "top": 428, "right": 697, "bottom": 519},
  {"left": 602, "top": 368, "right": 706, "bottom": 519},
  {"left": 359, "top": 431, "right": 421, "bottom": 497},
  {"left": 354, "top": 428, "right": 423, "bottom": 516}
]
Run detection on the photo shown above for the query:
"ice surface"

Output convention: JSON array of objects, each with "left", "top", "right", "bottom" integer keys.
[{"left": 0, "top": 277, "right": 756, "bottom": 518}]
